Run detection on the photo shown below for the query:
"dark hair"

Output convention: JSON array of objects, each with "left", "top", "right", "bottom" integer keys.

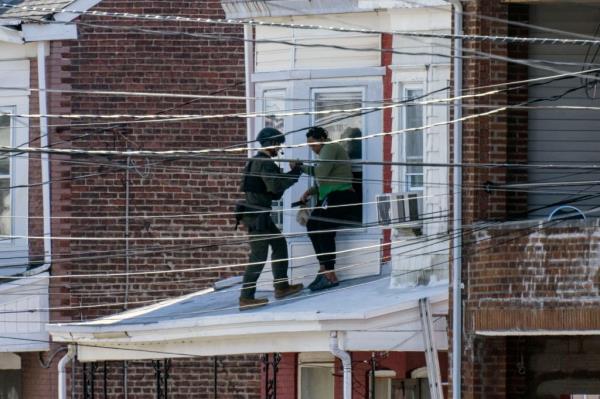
[{"left": 306, "top": 126, "right": 328, "bottom": 140}]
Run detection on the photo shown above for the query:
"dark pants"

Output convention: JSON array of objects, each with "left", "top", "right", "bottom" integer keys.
[
  {"left": 240, "top": 217, "right": 289, "bottom": 299},
  {"left": 306, "top": 190, "right": 360, "bottom": 271}
]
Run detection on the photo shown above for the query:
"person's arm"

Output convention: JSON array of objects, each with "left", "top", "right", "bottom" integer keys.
[
  {"left": 261, "top": 160, "right": 300, "bottom": 194},
  {"left": 313, "top": 144, "right": 337, "bottom": 179}
]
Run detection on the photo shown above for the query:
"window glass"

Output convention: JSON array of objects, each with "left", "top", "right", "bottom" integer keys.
[
  {"left": 0, "top": 114, "right": 11, "bottom": 236},
  {"left": 404, "top": 88, "right": 424, "bottom": 191},
  {"left": 375, "top": 378, "right": 391, "bottom": 399},
  {"left": 262, "top": 89, "right": 286, "bottom": 228},
  {"left": 0, "top": 115, "right": 10, "bottom": 176},
  {"left": 300, "top": 365, "right": 334, "bottom": 399},
  {"left": 0, "top": 369, "right": 21, "bottom": 398},
  {"left": 314, "top": 91, "right": 363, "bottom": 159}
]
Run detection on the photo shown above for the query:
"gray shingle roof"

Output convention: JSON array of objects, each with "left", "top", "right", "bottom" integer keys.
[{"left": 0, "top": 0, "right": 75, "bottom": 21}]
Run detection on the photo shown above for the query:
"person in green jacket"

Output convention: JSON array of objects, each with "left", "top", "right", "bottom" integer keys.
[
  {"left": 300, "top": 126, "right": 361, "bottom": 292},
  {"left": 238, "top": 127, "right": 304, "bottom": 310}
]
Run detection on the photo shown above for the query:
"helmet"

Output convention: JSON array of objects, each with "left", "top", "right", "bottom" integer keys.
[{"left": 257, "top": 127, "right": 285, "bottom": 147}]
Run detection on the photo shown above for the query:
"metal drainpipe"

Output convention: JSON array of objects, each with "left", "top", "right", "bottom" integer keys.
[
  {"left": 448, "top": 1, "right": 463, "bottom": 399},
  {"left": 36, "top": 41, "right": 52, "bottom": 266},
  {"left": 329, "top": 332, "right": 352, "bottom": 399},
  {"left": 58, "top": 345, "right": 76, "bottom": 399}
]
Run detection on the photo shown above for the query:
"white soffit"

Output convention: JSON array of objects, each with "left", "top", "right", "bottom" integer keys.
[
  {"left": 0, "top": 26, "right": 22, "bottom": 43},
  {"left": 22, "top": 23, "right": 78, "bottom": 41}
]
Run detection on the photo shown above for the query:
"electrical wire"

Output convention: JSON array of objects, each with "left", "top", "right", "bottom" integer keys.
[{"left": 3, "top": 3, "right": 600, "bottom": 46}]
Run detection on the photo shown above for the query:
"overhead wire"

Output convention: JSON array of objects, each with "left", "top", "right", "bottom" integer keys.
[
  {"left": 3, "top": 2, "right": 600, "bottom": 46},
  {"left": 0, "top": 214, "right": 569, "bottom": 319}
]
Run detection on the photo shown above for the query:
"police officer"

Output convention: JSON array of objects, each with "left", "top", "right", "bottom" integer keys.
[{"left": 239, "top": 127, "right": 304, "bottom": 310}]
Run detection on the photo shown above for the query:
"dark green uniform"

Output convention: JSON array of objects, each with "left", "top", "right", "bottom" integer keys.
[{"left": 240, "top": 151, "right": 301, "bottom": 299}]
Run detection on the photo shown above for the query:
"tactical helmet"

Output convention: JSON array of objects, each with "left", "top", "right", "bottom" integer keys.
[{"left": 257, "top": 127, "right": 285, "bottom": 147}]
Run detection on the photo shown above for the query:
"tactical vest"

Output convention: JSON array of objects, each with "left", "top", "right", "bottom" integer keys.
[{"left": 240, "top": 152, "right": 270, "bottom": 194}]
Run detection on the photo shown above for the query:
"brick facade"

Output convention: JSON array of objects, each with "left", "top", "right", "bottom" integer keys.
[
  {"left": 455, "top": 1, "right": 600, "bottom": 398},
  {"left": 19, "top": 1, "right": 262, "bottom": 398},
  {"left": 266, "top": 351, "right": 448, "bottom": 399}
]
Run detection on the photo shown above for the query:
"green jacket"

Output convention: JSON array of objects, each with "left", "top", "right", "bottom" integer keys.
[
  {"left": 302, "top": 142, "right": 354, "bottom": 200},
  {"left": 241, "top": 151, "right": 301, "bottom": 220}
]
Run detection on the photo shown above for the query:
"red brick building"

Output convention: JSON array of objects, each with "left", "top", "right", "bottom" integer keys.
[
  {"left": 453, "top": 1, "right": 600, "bottom": 398},
  {"left": 1, "top": 0, "right": 263, "bottom": 398},
  {"left": 47, "top": 1, "right": 456, "bottom": 399}
]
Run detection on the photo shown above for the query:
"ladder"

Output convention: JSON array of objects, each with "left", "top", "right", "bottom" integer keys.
[{"left": 419, "top": 297, "right": 444, "bottom": 399}]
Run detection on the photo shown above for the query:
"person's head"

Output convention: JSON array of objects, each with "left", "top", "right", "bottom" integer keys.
[
  {"left": 257, "top": 127, "right": 285, "bottom": 156},
  {"left": 306, "top": 126, "right": 328, "bottom": 155}
]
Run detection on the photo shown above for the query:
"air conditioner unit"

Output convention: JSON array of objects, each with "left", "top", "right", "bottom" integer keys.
[{"left": 376, "top": 193, "right": 422, "bottom": 231}]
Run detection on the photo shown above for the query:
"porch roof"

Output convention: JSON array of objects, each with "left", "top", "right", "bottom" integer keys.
[{"left": 48, "top": 272, "right": 449, "bottom": 361}]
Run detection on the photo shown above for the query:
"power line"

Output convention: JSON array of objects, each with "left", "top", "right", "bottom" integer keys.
[{"left": 3, "top": 3, "right": 600, "bottom": 46}]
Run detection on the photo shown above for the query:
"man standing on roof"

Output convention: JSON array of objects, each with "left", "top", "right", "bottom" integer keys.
[{"left": 238, "top": 127, "right": 304, "bottom": 310}]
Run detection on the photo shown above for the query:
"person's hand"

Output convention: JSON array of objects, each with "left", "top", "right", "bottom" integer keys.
[
  {"left": 289, "top": 160, "right": 303, "bottom": 171},
  {"left": 301, "top": 189, "right": 312, "bottom": 203}
]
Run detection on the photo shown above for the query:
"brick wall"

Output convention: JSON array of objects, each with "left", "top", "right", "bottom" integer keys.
[
  {"left": 270, "top": 351, "right": 447, "bottom": 399},
  {"left": 451, "top": 1, "right": 532, "bottom": 397},
  {"left": 21, "top": 1, "right": 262, "bottom": 398},
  {"left": 467, "top": 220, "right": 600, "bottom": 332}
]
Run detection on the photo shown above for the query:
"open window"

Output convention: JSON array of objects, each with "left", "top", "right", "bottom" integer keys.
[
  {"left": 0, "top": 104, "right": 29, "bottom": 274},
  {"left": 311, "top": 88, "right": 365, "bottom": 221}
]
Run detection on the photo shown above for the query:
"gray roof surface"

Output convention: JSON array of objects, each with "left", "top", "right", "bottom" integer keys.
[
  {"left": 0, "top": 0, "right": 75, "bottom": 21},
  {"left": 48, "top": 265, "right": 448, "bottom": 335}
]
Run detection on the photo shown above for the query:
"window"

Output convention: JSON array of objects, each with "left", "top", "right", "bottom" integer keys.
[
  {"left": 0, "top": 114, "right": 10, "bottom": 236},
  {"left": 299, "top": 363, "right": 334, "bottom": 399},
  {"left": 312, "top": 89, "right": 364, "bottom": 219},
  {"left": 0, "top": 102, "right": 30, "bottom": 273},
  {"left": 262, "top": 89, "right": 286, "bottom": 228},
  {"left": 402, "top": 88, "right": 424, "bottom": 192}
]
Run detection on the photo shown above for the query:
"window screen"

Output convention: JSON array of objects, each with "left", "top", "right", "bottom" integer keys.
[
  {"left": 0, "top": 114, "right": 11, "bottom": 236},
  {"left": 404, "top": 88, "right": 424, "bottom": 191}
]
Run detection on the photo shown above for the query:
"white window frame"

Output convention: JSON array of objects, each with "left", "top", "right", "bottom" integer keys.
[
  {"left": 256, "top": 87, "right": 289, "bottom": 229},
  {"left": 399, "top": 84, "right": 425, "bottom": 193},
  {"left": 297, "top": 353, "right": 335, "bottom": 399},
  {"left": 255, "top": 75, "right": 383, "bottom": 239},
  {"left": 0, "top": 100, "right": 30, "bottom": 273}
]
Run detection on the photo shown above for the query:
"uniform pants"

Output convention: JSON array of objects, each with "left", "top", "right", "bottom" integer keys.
[
  {"left": 240, "top": 219, "right": 289, "bottom": 299},
  {"left": 306, "top": 190, "right": 360, "bottom": 271}
]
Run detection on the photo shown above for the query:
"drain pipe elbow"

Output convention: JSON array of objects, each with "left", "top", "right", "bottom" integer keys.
[
  {"left": 329, "top": 331, "right": 352, "bottom": 399},
  {"left": 58, "top": 345, "right": 75, "bottom": 399}
]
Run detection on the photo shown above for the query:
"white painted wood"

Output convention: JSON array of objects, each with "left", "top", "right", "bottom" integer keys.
[
  {"left": 254, "top": 14, "right": 381, "bottom": 72},
  {"left": 0, "top": 42, "right": 36, "bottom": 60},
  {"left": 0, "top": 352, "right": 20, "bottom": 369},
  {"left": 0, "top": 274, "right": 49, "bottom": 352},
  {"left": 22, "top": 23, "right": 78, "bottom": 42},
  {"left": 0, "top": 27, "right": 23, "bottom": 44},
  {"left": 289, "top": 240, "right": 381, "bottom": 285}
]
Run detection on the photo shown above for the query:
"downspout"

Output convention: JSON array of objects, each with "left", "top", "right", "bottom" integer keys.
[
  {"left": 329, "top": 332, "right": 352, "bottom": 399},
  {"left": 37, "top": 41, "right": 52, "bottom": 265},
  {"left": 244, "top": 25, "right": 255, "bottom": 147},
  {"left": 58, "top": 345, "right": 75, "bottom": 399},
  {"left": 448, "top": 2, "right": 463, "bottom": 399}
]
